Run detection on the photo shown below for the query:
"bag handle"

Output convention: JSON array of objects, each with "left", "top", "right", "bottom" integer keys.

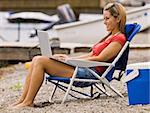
[{"left": 121, "top": 69, "right": 139, "bottom": 83}]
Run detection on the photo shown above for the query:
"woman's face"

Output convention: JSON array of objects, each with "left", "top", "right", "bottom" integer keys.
[{"left": 103, "top": 10, "right": 119, "bottom": 32}]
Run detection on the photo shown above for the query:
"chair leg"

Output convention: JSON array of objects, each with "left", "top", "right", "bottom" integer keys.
[
  {"left": 49, "top": 81, "right": 59, "bottom": 102},
  {"left": 89, "top": 69, "right": 124, "bottom": 98},
  {"left": 94, "top": 84, "right": 111, "bottom": 96},
  {"left": 101, "top": 77, "right": 124, "bottom": 97},
  {"left": 90, "top": 85, "right": 94, "bottom": 98},
  {"left": 108, "top": 84, "right": 124, "bottom": 97},
  {"left": 61, "top": 67, "right": 78, "bottom": 104},
  {"left": 100, "top": 77, "right": 124, "bottom": 97}
]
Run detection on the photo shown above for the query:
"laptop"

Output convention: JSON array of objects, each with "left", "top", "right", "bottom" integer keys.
[
  {"left": 37, "top": 30, "right": 52, "bottom": 57},
  {"left": 37, "top": 30, "right": 72, "bottom": 66}
]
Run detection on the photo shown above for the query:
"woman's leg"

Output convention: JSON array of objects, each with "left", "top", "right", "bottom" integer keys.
[
  {"left": 14, "top": 56, "right": 74, "bottom": 108},
  {"left": 10, "top": 57, "right": 39, "bottom": 106}
]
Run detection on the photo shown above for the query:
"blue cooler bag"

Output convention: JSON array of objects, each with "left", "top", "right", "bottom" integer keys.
[{"left": 125, "top": 62, "right": 150, "bottom": 105}]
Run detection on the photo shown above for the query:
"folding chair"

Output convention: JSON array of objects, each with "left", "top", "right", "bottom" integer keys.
[{"left": 45, "top": 23, "right": 141, "bottom": 104}]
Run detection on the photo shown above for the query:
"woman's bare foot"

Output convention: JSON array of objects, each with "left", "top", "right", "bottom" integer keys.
[
  {"left": 9, "top": 99, "right": 24, "bottom": 107},
  {"left": 12, "top": 102, "right": 34, "bottom": 109}
]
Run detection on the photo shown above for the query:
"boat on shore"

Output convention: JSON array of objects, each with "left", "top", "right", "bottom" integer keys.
[
  {"left": 0, "top": 11, "right": 60, "bottom": 42},
  {"left": 0, "top": 3, "right": 150, "bottom": 44},
  {"left": 50, "top": 3, "right": 150, "bottom": 44}
]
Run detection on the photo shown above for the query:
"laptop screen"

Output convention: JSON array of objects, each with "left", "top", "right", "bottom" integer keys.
[{"left": 37, "top": 30, "right": 52, "bottom": 57}]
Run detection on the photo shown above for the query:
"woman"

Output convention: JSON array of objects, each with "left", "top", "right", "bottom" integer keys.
[{"left": 11, "top": 2, "right": 127, "bottom": 108}]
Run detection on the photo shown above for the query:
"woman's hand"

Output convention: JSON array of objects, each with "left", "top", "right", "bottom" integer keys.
[{"left": 51, "top": 54, "right": 69, "bottom": 61}]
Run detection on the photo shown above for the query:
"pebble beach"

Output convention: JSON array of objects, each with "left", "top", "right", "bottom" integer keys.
[
  {"left": 0, "top": 28, "right": 150, "bottom": 113},
  {"left": 0, "top": 61, "right": 150, "bottom": 113}
]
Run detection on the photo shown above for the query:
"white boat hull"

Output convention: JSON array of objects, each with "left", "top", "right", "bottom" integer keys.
[
  {"left": 52, "top": 4, "right": 150, "bottom": 44},
  {"left": 0, "top": 4, "right": 150, "bottom": 43}
]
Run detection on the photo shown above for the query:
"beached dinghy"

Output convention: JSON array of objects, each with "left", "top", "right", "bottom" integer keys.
[
  {"left": 0, "top": 4, "right": 149, "bottom": 43},
  {"left": 49, "top": 3, "right": 150, "bottom": 44},
  {"left": 7, "top": 12, "right": 59, "bottom": 23},
  {"left": 0, "top": 11, "right": 60, "bottom": 41}
]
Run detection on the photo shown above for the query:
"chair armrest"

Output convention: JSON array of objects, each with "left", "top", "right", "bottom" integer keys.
[{"left": 66, "top": 59, "right": 112, "bottom": 67}]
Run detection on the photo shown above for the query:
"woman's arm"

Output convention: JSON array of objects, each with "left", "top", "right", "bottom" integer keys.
[
  {"left": 52, "top": 51, "right": 93, "bottom": 61},
  {"left": 52, "top": 41, "right": 122, "bottom": 62},
  {"left": 84, "top": 42, "right": 122, "bottom": 62},
  {"left": 70, "top": 51, "right": 93, "bottom": 59}
]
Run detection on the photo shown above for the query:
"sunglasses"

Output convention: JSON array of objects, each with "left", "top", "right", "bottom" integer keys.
[{"left": 104, "top": 3, "right": 119, "bottom": 17}]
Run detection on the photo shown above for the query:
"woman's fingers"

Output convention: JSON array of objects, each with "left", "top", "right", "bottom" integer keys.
[
  {"left": 51, "top": 54, "right": 68, "bottom": 62},
  {"left": 53, "top": 54, "right": 68, "bottom": 59}
]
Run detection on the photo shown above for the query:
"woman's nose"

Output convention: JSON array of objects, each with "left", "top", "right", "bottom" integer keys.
[{"left": 104, "top": 20, "right": 106, "bottom": 25}]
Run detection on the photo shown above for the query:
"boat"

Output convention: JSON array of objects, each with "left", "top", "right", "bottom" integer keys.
[
  {"left": 7, "top": 12, "right": 59, "bottom": 23},
  {"left": 116, "top": 0, "right": 146, "bottom": 7},
  {"left": 0, "top": 4, "right": 76, "bottom": 42},
  {"left": 0, "top": 4, "right": 150, "bottom": 44},
  {"left": 49, "top": 3, "right": 150, "bottom": 44},
  {"left": 0, "top": 12, "right": 58, "bottom": 42}
]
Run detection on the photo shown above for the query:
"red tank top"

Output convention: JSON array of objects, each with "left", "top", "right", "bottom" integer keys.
[{"left": 92, "top": 34, "right": 126, "bottom": 73}]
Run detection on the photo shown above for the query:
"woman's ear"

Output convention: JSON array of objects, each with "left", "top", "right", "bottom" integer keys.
[{"left": 117, "top": 16, "right": 121, "bottom": 23}]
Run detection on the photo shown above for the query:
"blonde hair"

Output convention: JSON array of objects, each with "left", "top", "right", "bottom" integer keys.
[{"left": 103, "top": 2, "right": 126, "bottom": 33}]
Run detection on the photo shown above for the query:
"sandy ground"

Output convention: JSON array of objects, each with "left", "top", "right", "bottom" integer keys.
[
  {"left": 0, "top": 62, "right": 150, "bottom": 113},
  {"left": 0, "top": 29, "right": 150, "bottom": 113}
]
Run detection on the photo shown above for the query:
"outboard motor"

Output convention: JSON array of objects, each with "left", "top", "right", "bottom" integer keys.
[{"left": 30, "top": 4, "right": 77, "bottom": 38}]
